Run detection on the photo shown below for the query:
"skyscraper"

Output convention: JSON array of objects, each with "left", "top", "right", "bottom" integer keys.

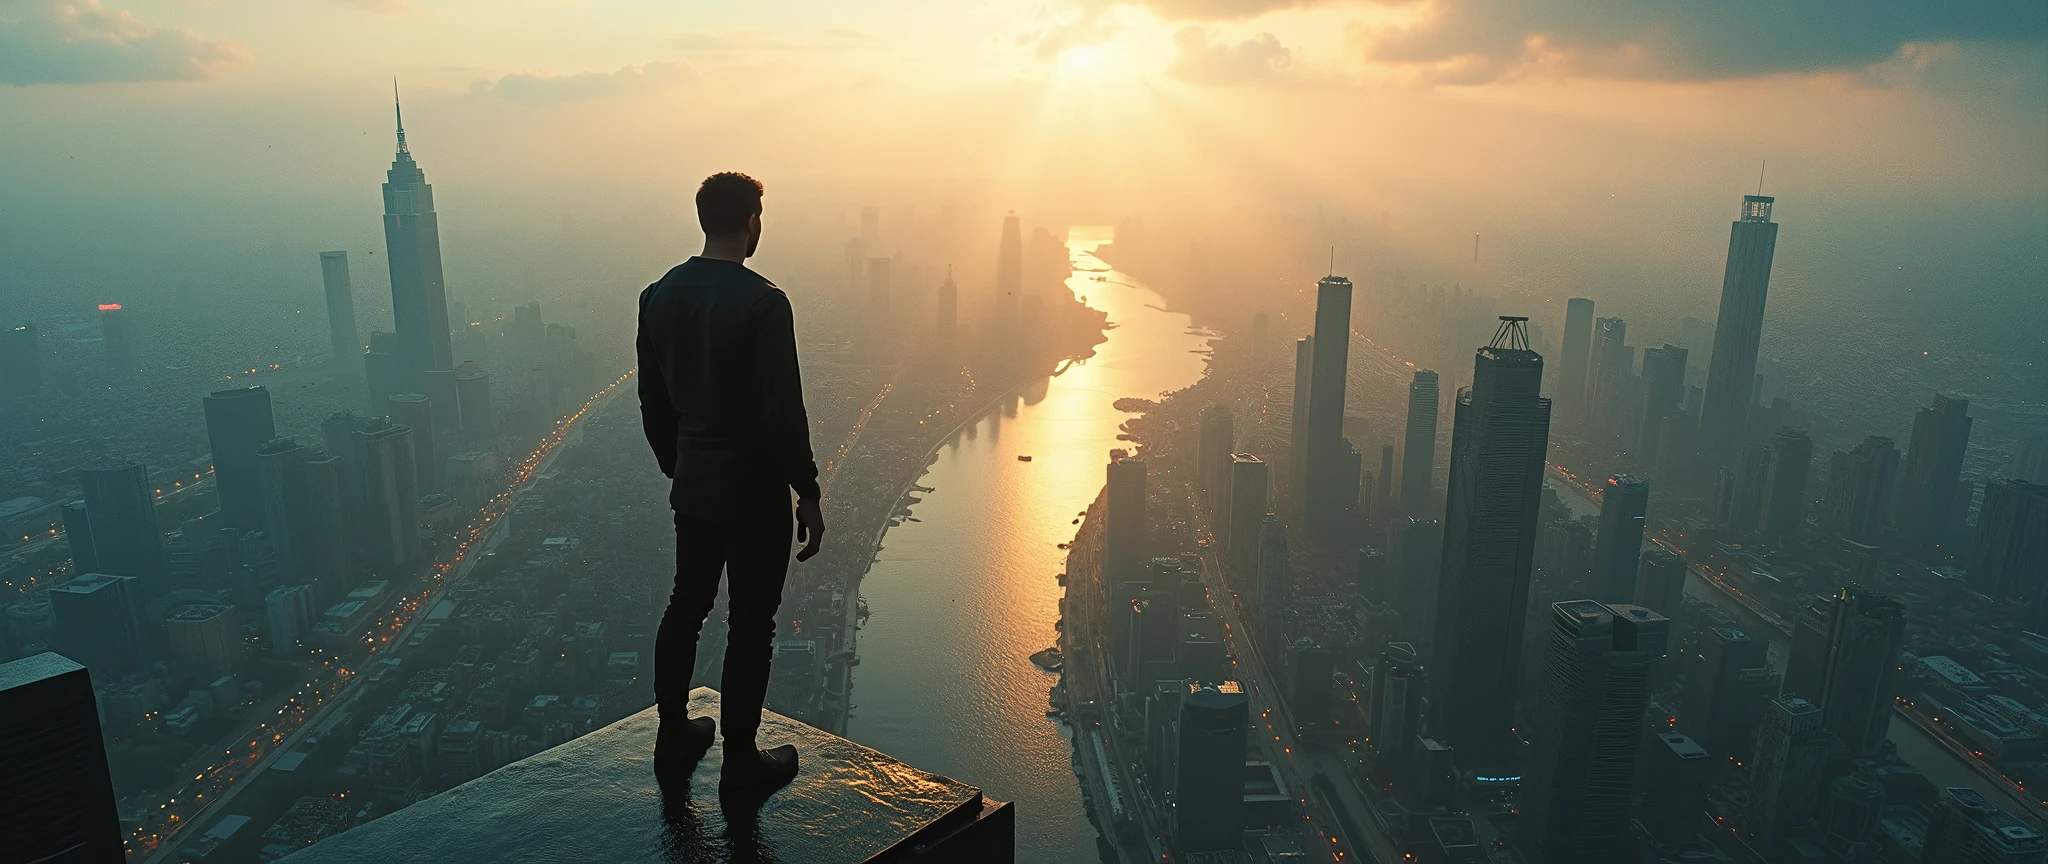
[
  {"left": 48, "top": 573, "right": 143, "bottom": 678},
  {"left": 1291, "top": 336, "right": 1313, "bottom": 498},
  {"left": 1106, "top": 451, "right": 1147, "bottom": 588},
  {"left": 1399, "top": 369, "right": 1440, "bottom": 516},
  {"left": 382, "top": 86, "right": 454, "bottom": 378},
  {"left": 165, "top": 603, "right": 239, "bottom": 683},
  {"left": 1591, "top": 475, "right": 1648, "bottom": 604},
  {"left": 1747, "top": 696, "right": 1829, "bottom": 850},
  {"left": 1226, "top": 455, "right": 1268, "bottom": 590},
  {"left": 351, "top": 416, "right": 423, "bottom": 571},
  {"left": 1557, "top": 297, "right": 1594, "bottom": 415},
  {"left": 1922, "top": 785, "right": 2048, "bottom": 864},
  {"left": 454, "top": 360, "right": 495, "bottom": 442},
  {"left": 1171, "top": 681, "right": 1249, "bottom": 855},
  {"left": 1641, "top": 732, "right": 1711, "bottom": 848},
  {"left": 98, "top": 302, "right": 136, "bottom": 372},
  {"left": 935, "top": 271, "right": 958, "bottom": 345},
  {"left": 203, "top": 385, "right": 278, "bottom": 531},
  {"left": 1198, "top": 405, "right": 1234, "bottom": 504},
  {"left": 1820, "top": 435, "right": 1900, "bottom": 544},
  {"left": 1896, "top": 393, "right": 1975, "bottom": 557},
  {"left": 1587, "top": 316, "right": 1628, "bottom": 432},
  {"left": 1818, "top": 584, "right": 1907, "bottom": 757},
  {"left": 1817, "top": 770, "right": 1885, "bottom": 863},
  {"left": 1256, "top": 514, "right": 1288, "bottom": 646},
  {"left": 1427, "top": 318, "right": 1552, "bottom": 775},
  {"left": 1378, "top": 443, "right": 1396, "bottom": 516},
  {"left": 256, "top": 440, "right": 352, "bottom": 602},
  {"left": 1519, "top": 601, "right": 1669, "bottom": 864},
  {"left": 1638, "top": 344, "right": 1689, "bottom": 462},
  {"left": 320, "top": 250, "right": 359, "bottom": 365},
  {"left": 1679, "top": 626, "right": 1768, "bottom": 756},
  {"left": 0, "top": 653, "right": 125, "bottom": 863},
  {"left": 1306, "top": 276, "right": 1356, "bottom": 522},
  {"left": 1969, "top": 480, "right": 2048, "bottom": 607},
  {"left": 1781, "top": 593, "right": 1836, "bottom": 701},
  {"left": 995, "top": 212, "right": 1021, "bottom": 332},
  {"left": 76, "top": 461, "right": 165, "bottom": 585},
  {"left": 1368, "top": 642, "right": 1424, "bottom": 766},
  {"left": 0, "top": 322, "right": 41, "bottom": 400},
  {"left": 1633, "top": 548, "right": 1686, "bottom": 618},
  {"left": 388, "top": 393, "right": 439, "bottom": 494},
  {"left": 1758, "top": 427, "right": 1813, "bottom": 543},
  {"left": 2014, "top": 438, "right": 2048, "bottom": 485},
  {"left": 1698, "top": 195, "right": 1781, "bottom": 455},
  {"left": 62, "top": 500, "right": 97, "bottom": 575}
]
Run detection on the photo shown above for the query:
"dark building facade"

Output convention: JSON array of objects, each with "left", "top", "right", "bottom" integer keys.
[
  {"left": 1, "top": 653, "right": 125, "bottom": 863},
  {"left": 203, "top": 385, "right": 279, "bottom": 531},
  {"left": 1591, "top": 474, "right": 1648, "bottom": 604},
  {"left": 1697, "top": 195, "right": 1781, "bottom": 457},
  {"left": 1895, "top": 393, "right": 1974, "bottom": 557},
  {"left": 1172, "top": 681, "right": 1249, "bottom": 855},
  {"left": 1399, "top": 369, "right": 1440, "bottom": 516}
]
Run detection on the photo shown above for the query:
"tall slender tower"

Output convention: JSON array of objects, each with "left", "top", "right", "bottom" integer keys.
[
  {"left": 1427, "top": 318, "right": 1552, "bottom": 776},
  {"left": 382, "top": 83, "right": 454, "bottom": 378},
  {"left": 995, "top": 212, "right": 1022, "bottom": 332},
  {"left": 1290, "top": 336, "right": 1314, "bottom": 498},
  {"left": 1306, "top": 276, "right": 1355, "bottom": 520},
  {"left": 1590, "top": 475, "right": 1648, "bottom": 604},
  {"left": 1895, "top": 393, "right": 1974, "bottom": 556},
  {"left": 203, "top": 386, "right": 278, "bottom": 531},
  {"left": 320, "top": 251, "right": 358, "bottom": 365},
  {"left": 1400, "top": 370, "right": 1440, "bottom": 515},
  {"left": 1557, "top": 298, "right": 1594, "bottom": 414},
  {"left": 1698, "top": 195, "right": 1780, "bottom": 455}
]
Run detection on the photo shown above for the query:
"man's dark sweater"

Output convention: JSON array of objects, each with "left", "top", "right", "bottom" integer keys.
[{"left": 637, "top": 257, "right": 821, "bottom": 519}]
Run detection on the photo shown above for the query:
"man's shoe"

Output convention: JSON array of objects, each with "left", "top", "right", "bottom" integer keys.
[
  {"left": 653, "top": 717, "right": 716, "bottom": 775},
  {"left": 720, "top": 744, "right": 799, "bottom": 794}
]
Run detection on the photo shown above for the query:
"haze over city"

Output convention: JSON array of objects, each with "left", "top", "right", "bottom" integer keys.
[{"left": 2, "top": 2, "right": 2045, "bottom": 863}]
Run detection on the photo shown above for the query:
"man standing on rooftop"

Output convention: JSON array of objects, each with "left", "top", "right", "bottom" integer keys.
[{"left": 638, "top": 171, "right": 824, "bottom": 793}]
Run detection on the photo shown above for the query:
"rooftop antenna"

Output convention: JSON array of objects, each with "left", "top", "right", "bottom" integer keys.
[
  {"left": 394, "top": 77, "right": 409, "bottom": 154},
  {"left": 1757, "top": 160, "right": 1766, "bottom": 196},
  {"left": 1328, "top": 246, "right": 1335, "bottom": 277},
  {"left": 1473, "top": 232, "right": 1480, "bottom": 263},
  {"left": 1490, "top": 316, "right": 1531, "bottom": 351}
]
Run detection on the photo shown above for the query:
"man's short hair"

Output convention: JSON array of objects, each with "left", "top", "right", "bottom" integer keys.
[{"left": 696, "top": 172, "right": 764, "bottom": 235}]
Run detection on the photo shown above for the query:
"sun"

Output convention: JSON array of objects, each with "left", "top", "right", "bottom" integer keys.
[{"left": 1058, "top": 45, "right": 1107, "bottom": 74}]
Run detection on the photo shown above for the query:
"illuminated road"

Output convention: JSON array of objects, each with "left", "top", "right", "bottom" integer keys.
[{"left": 137, "top": 373, "right": 634, "bottom": 862}]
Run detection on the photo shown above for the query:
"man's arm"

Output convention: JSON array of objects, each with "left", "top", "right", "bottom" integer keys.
[
  {"left": 751, "top": 290, "right": 821, "bottom": 502},
  {"left": 636, "top": 285, "right": 678, "bottom": 479}
]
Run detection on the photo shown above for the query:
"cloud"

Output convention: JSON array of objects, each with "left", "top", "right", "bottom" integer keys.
[
  {"left": 1121, "top": 0, "right": 1349, "bottom": 21},
  {"left": 673, "top": 29, "right": 881, "bottom": 54},
  {"left": 1171, "top": 26, "right": 1326, "bottom": 87},
  {"left": 1027, "top": 14, "right": 1119, "bottom": 61},
  {"left": 471, "top": 62, "right": 696, "bottom": 104},
  {"left": 1353, "top": 0, "right": 2048, "bottom": 84},
  {"left": 0, "top": 0, "right": 246, "bottom": 85},
  {"left": 333, "top": 0, "right": 414, "bottom": 14}
]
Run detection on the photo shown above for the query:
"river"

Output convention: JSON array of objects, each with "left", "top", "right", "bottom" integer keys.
[{"left": 844, "top": 227, "right": 1209, "bottom": 863}]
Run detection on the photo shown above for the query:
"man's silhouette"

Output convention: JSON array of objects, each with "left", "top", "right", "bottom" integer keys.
[{"left": 638, "top": 172, "right": 824, "bottom": 792}]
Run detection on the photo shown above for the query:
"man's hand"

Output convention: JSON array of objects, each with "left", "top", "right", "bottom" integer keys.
[{"left": 794, "top": 498, "right": 825, "bottom": 562}]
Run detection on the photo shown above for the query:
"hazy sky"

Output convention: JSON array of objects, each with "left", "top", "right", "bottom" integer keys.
[{"left": 2, "top": 0, "right": 2043, "bottom": 338}]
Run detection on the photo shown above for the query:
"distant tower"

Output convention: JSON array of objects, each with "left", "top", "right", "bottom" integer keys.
[
  {"left": 1698, "top": 194, "right": 1781, "bottom": 456},
  {"left": 1520, "top": 601, "right": 1670, "bottom": 863},
  {"left": 1817, "top": 584, "right": 1906, "bottom": 757},
  {"left": 1641, "top": 732, "right": 1711, "bottom": 848},
  {"left": 61, "top": 501, "right": 96, "bottom": 575},
  {"left": 1427, "top": 318, "right": 1551, "bottom": 776},
  {"left": 454, "top": 360, "right": 495, "bottom": 442},
  {"left": 1922, "top": 785, "right": 2048, "bottom": 863},
  {"left": 1757, "top": 427, "right": 1813, "bottom": 543},
  {"left": 1557, "top": 298, "right": 1594, "bottom": 414},
  {"left": 1637, "top": 344, "right": 1689, "bottom": 462},
  {"left": 1306, "top": 276, "right": 1356, "bottom": 523},
  {"left": 0, "top": 322, "right": 42, "bottom": 399},
  {"left": 1678, "top": 626, "right": 1768, "bottom": 756},
  {"left": 0, "top": 653, "right": 126, "bottom": 863},
  {"left": 1819, "top": 435, "right": 1900, "bottom": 544},
  {"left": 1290, "top": 336, "right": 1314, "bottom": 498},
  {"left": 1105, "top": 451, "right": 1147, "bottom": 589},
  {"left": 995, "top": 212, "right": 1022, "bottom": 331},
  {"left": 320, "top": 251, "right": 359, "bottom": 365},
  {"left": 1633, "top": 548, "right": 1686, "bottom": 617},
  {"left": 1225, "top": 455, "right": 1268, "bottom": 590},
  {"left": 1816, "top": 770, "right": 1886, "bottom": 863},
  {"left": 165, "top": 603, "right": 239, "bottom": 683},
  {"left": 1968, "top": 480, "right": 2048, "bottom": 608},
  {"left": 1590, "top": 475, "right": 1648, "bottom": 604},
  {"left": 1197, "top": 405, "right": 1234, "bottom": 504},
  {"left": 1587, "top": 317, "right": 1628, "bottom": 432},
  {"left": 98, "top": 302, "right": 136, "bottom": 372},
  {"left": 1378, "top": 443, "right": 1397, "bottom": 515},
  {"left": 1170, "top": 681, "right": 1249, "bottom": 855},
  {"left": 1781, "top": 593, "right": 1836, "bottom": 702},
  {"left": 935, "top": 270, "right": 958, "bottom": 344},
  {"left": 1746, "top": 696, "right": 1830, "bottom": 849},
  {"left": 350, "top": 416, "right": 423, "bottom": 570},
  {"left": 76, "top": 461, "right": 165, "bottom": 585},
  {"left": 203, "top": 385, "right": 279, "bottom": 531},
  {"left": 382, "top": 83, "right": 455, "bottom": 378},
  {"left": 1895, "top": 393, "right": 1974, "bottom": 556},
  {"left": 387, "top": 393, "right": 439, "bottom": 493},
  {"left": 1399, "top": 369, "right": 1440, "bottom": 516}
]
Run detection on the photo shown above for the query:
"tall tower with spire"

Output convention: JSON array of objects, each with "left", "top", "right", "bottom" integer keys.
[
  {"left": 1697, "top": 194, "right": 1779, "bottom": 457},
  {"left": 382, "top": 81, "right": 454, "bottom": 378}
]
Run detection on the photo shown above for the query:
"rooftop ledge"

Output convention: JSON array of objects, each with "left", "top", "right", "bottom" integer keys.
[{"left": 282, "top": 687, "right": 1014, "bottom": 863}]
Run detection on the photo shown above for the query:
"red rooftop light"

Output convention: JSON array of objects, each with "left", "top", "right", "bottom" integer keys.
[{"left": 98, "top": 303, "right": 123, "bottom": 311}]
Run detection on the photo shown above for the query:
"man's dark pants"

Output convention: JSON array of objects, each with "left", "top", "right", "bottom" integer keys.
[{"left": 653, "top": 504, "right": 792, "bottom": 748}]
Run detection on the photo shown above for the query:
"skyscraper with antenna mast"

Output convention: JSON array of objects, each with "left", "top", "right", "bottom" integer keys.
[
  {"left": 1697, "top": 191, "right": 1780, "bottom": 458},
  {"left": 382, "top": 81, "right": 455, "bottom": 380}
]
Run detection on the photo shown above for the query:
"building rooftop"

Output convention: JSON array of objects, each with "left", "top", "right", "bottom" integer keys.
[{"left": 280, "top": 687, "right": 1012, "bottom": 863}]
